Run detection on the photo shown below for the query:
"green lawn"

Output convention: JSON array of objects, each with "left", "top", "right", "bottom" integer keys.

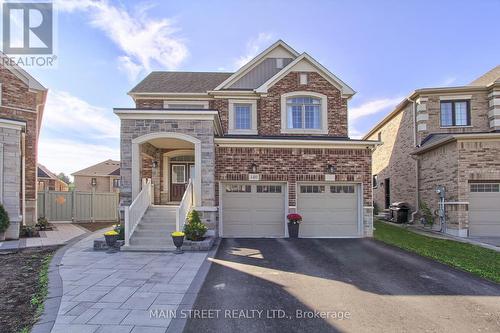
[{"left": 373, "top": 220, "right": 500, "bottom": 283}]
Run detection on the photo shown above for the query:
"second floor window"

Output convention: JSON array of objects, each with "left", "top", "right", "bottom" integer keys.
[
  {"left": 287, "top": 97, "right": 321, "bottom": 129},
  {"left": 234, "top": 104, "right": 252, "bottom": 130},
  {"left": 440, "top": 100, "right": 470, "bottom": 127},
  {"left": 113, "top": 179, "right": 120, "bottom": 188}
]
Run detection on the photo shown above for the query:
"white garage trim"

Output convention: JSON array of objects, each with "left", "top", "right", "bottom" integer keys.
[
  {"left": 219, "top": 181, "right": 288, "bottom": 238},
  {"left": 296, "top": 181, "right": 363, "bottom": 238}
]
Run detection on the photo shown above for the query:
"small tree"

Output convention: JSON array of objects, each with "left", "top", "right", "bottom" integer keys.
[
  {"left": 57, "top": 172, "right": 71, "bottom": 185},
  {"left": 419, "top": 201, "right": 434, "bottom": 226},
  {"left": 0, "top": 203, "right": 10, "bottom": 234},
  {"left": 183, "top": 210, "right": 207, "bottom": 241}
]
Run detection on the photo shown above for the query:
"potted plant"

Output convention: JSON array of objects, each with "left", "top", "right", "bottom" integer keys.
[
  {"left": 36, "top": 217, "right": 49, "bottom": 231},
  {"left": 104, "top": 230, "right": 119, "bottom": 248},
  {"left": 287, "top": 213, "right": 302, "bottom": 238},
  {"left": 0, "top": 203, "right": 10, "bottom": 241},
  {"left": 171, "top": 231, "right": 185, "bottom": 254},
  {"left": 183, "top": 210, "right": 207, "bottom": 241}
]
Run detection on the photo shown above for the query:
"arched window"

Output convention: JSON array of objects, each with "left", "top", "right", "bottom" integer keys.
[{"left": 280, "top": 91, "right": 328, "bottom": 134}]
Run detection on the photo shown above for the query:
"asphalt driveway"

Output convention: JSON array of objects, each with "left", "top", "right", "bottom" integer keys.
[{"left": 184, "top": 238, "right": 500, "bottom": 333}]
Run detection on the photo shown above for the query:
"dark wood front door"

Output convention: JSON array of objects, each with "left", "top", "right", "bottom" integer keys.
[
  {"left": 170, "top": 163, "right": 194, "bottom": 202},
  {"left": 384, "top": 178, "right": 391, "bottom": 209}
]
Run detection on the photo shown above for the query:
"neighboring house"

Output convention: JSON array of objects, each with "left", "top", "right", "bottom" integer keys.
[
  {"left": 37, "top": 164, "right": 69, "bottom": 191},
  {"left": 72, "top": 160, "right": 120, "bottom": 193},
  {"left": 0, "top": 54, "right": 47, "bottom": 239},
  {"left": 115, "top": 40, "right": 378, "bottom": 249},
  {"left": 365, "top": 65, "right": 500, "bottom": 237}
]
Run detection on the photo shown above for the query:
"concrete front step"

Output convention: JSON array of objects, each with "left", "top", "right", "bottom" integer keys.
[
  {"left": 121, "top": 245, "right": 176, "bottom": 252},
  {"left": 133, "top": 229, "right": 176, "bottom": 237},
  {"left": 136, "top": 223, "right": 176, "bottom": 230},
  {"left": 130, "top": 236, "right": 176, "bottom": 246}
]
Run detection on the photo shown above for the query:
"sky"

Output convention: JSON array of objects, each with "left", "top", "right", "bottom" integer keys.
[{"left": 13, "top": 0, "right": 500, "bottom": 178}]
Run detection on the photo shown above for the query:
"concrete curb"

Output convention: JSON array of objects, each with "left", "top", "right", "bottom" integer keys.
[
  {"left": 30, "top": 231, "right": 91, "bottom": 333},
  {"left": 166, "top": 239, "right": 221, "bottom": 333}
]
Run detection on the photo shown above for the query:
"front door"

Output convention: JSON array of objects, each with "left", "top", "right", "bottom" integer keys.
[
  {"left": 384, "top": 178, "right": 391, "bottom": 209},
  {"left": 170, "top": 163, "right": 194, "bottom": 202}
]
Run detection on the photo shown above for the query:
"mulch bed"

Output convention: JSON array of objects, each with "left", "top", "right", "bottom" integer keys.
[
  {"left": 77, "top": 222, "right": 117, "bottom": 232},
  {"left": 0, "top": 246, "right": 59, "bottom": 333}
]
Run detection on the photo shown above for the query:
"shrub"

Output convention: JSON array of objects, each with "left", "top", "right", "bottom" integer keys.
[
  {"left": 21, "top": 225, "right": 38, "bottom": 238},
  {"left": 113, "top": 224, "right": 125, "bottom": 240},
  {"left": 36, "top": 217, "right": 49, "bottom": 230},
  {"left": 0, "top": 203, "right": 9, "bottom": 233},
  {"left": 183, "top": 210, "right": 207, "bottom": 241},
  {"left": 419, "top": 201, "right": 434, "bottom": 226}
]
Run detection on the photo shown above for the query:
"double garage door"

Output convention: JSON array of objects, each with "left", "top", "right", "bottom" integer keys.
[
  {"left": 221, "top": 182, "right": 360, "bottom": 238},
  {"left": 469, "top": 182, "right": 500, "bottom": 237}
]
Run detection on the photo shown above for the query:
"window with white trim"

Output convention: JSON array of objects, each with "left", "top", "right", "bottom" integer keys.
[
  {"left": 287, "top": 97, "right": 321, "bottom": 129},
  {"left": 281, "top": 92, "right": 328, "bottom": 134},
  {"left": 228, "top": 100, "right": 257, "bottom": 134},
  {"left": 234, "top": 104, "right": 252, "bottom": 130}
]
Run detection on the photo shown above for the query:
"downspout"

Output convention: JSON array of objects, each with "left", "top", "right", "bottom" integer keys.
[
  {"left": 407, "top": 97, "right": 420, "bottom": 223},
  {"left": 21, "top": 132, "right": 26, "bottom": 226}
]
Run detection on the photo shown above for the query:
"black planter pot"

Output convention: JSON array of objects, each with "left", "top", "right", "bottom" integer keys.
[
  {"left": 288, "top": 223, "right": 300, "bottom": 238},
  {"left": 104, "top": 234, "right": 119, "bottom": 248},
  {"left": 172, "top": 235, "right": 185, "bottom": 254}
]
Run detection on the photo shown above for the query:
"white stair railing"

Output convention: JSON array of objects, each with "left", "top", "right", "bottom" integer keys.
[
  {"left": 176, "top": 179, "right": 193, "bottom": 232},
  {"left": 124, "top": 178, "right": 152, "bottom": 246}
]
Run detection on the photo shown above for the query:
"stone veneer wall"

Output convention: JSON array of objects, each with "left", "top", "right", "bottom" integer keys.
[
  {"left": 0, "top": 64, "right": 43, "bottom": 229},
  {"left": 215, "top": 146, "right": 373, "bottom": 236},
  {"left": 0, "top": 126, "right": 23, "bottom": 239},
  {"left": 119, "top": 119, "right": 215, "bottom": 208}
]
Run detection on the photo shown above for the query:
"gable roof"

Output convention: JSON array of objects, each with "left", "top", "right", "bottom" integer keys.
[
  {"left": 37, "top": 163, "right": 66, "bottom": 184},
  {"left": 1, "top": 52, "right": 46, "bottom": 91},
  {"left": 255, "top": 53, "right": 356, "bottom": 97},
  {"left": 214, "top": 40, "right": 300, "bottom": 90},
  {"left": 72, "top": 159, "right": 120, "bottom": 177},
  {"left": 129, "top": 72, "right": 232, "bottom": 94},
  {"left": 469, "top": 65, "right": 500, "bottom": 86}
]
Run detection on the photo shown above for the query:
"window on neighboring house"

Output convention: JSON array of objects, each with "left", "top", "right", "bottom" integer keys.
[
  {"left": 440, "top": 100, "right": 470, "bottom": 127},
  {"left": 234, "top": 104, "right": 252, "bottom": 130},
  {"left": 113, "top": 179, "right": 120, "bottom": 188},
  {"left": 276, "top": 58, "right": 284, "bottom": 69},
  {"left": 287, "top": 97, "right": 321, "bottom": 129},
  {"left": 373, "top": 175, "right": 378, "bottom": 188}
]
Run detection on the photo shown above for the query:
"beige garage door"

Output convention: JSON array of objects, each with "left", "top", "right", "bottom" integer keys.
[
  {"left": 469, "top": 183, "right": 500, "bottom": 237},
  {"left": 221, "top": 183, "right": 286, "bottom": 237},
  {"left": 297, "top": 183, "right": 360, "bottom": 238}
]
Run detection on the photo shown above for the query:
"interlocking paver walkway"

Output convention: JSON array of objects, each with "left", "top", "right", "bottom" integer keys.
[{"left": 51, "top": 231, "right": 208, "bottom": 333}]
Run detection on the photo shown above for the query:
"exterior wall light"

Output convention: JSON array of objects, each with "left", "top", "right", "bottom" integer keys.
[
  {"left": 249, "top": 163, "right": 258, "bottom": 173},
  {"left": 152, "top": 160, "right": 159, "bottom": 168}
]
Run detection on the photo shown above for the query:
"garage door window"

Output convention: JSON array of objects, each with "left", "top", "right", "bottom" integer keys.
[
  {"left": 330, "top": 185, "right": 355, "bottom": 194},
  {"left": 300, "top": 185, "right": 325, "bottom": 193},
  {"left": 225, "top": 184, "right": 251, "bottom": 193},
  {"left": 470, "top": 183, "right": 500, "bottom": 192},
  {"left": 257, "top": 185, "right": 282, "bottom": 193}
]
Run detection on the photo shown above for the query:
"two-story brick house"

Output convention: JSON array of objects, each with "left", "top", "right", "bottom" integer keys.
[
  {"left": 365, "top": 65, "right": 500, "bottom": 237},
  {"left": 115, "top": 41, "right": 378, "bottom": 250},
  {"left": 0, "top": 55, "right": 47, "bottom": 239}
]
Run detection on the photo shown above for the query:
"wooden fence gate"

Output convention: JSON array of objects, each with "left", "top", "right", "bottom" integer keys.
[{"left": 37, "top": 191, "right": 119, "bottom": 222}]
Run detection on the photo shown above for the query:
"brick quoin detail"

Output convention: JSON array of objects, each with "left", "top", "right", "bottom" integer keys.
[{"left": 215, "top": 147, "right": 372, "bottom": 207}]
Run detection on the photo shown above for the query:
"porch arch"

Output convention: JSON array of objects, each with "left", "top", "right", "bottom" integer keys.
[{"left": 131, "top": 132, "right": 202, "bottom": 206}]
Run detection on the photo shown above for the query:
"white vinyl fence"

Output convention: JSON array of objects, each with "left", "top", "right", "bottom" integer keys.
[{"left": 38, "top": 191, "right": 119, "bottom": 222}]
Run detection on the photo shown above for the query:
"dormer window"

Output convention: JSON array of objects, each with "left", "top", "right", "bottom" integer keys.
[{"left": 280, "top": 91, "right": 328, "bottom": 134}]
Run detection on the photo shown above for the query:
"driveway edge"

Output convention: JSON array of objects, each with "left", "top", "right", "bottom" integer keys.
[
  {"left": 30, "top": 230, "right": 91, "bottom": 333},
  {"left": 166, "top": 238, "right": 221, "bottom": 333}
]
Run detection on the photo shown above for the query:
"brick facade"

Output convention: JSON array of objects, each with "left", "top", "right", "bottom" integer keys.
[{"left": 0, "top": 64, "right": 46, "bottom": 238}]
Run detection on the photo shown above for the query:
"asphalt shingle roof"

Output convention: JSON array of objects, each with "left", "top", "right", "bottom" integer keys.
[
  {"left": 129, "top": 72, "right": 233, "bottom": 94},
  {"left": 469, "top": 65, "right": 500, "bottom": 86},
  {"left": 72, "top": 159, "right": 120, "bottom": 177}
]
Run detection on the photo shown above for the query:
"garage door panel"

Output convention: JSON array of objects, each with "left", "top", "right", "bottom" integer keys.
[
  {"left": 298, "top": 183, "right": 360, "bottom": 238},
  {"left": 222, "top": 183, "right": 285, "bottom": 238},
  {"left": 469, "top": 183, "right": 500, "bottom": 237}
]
